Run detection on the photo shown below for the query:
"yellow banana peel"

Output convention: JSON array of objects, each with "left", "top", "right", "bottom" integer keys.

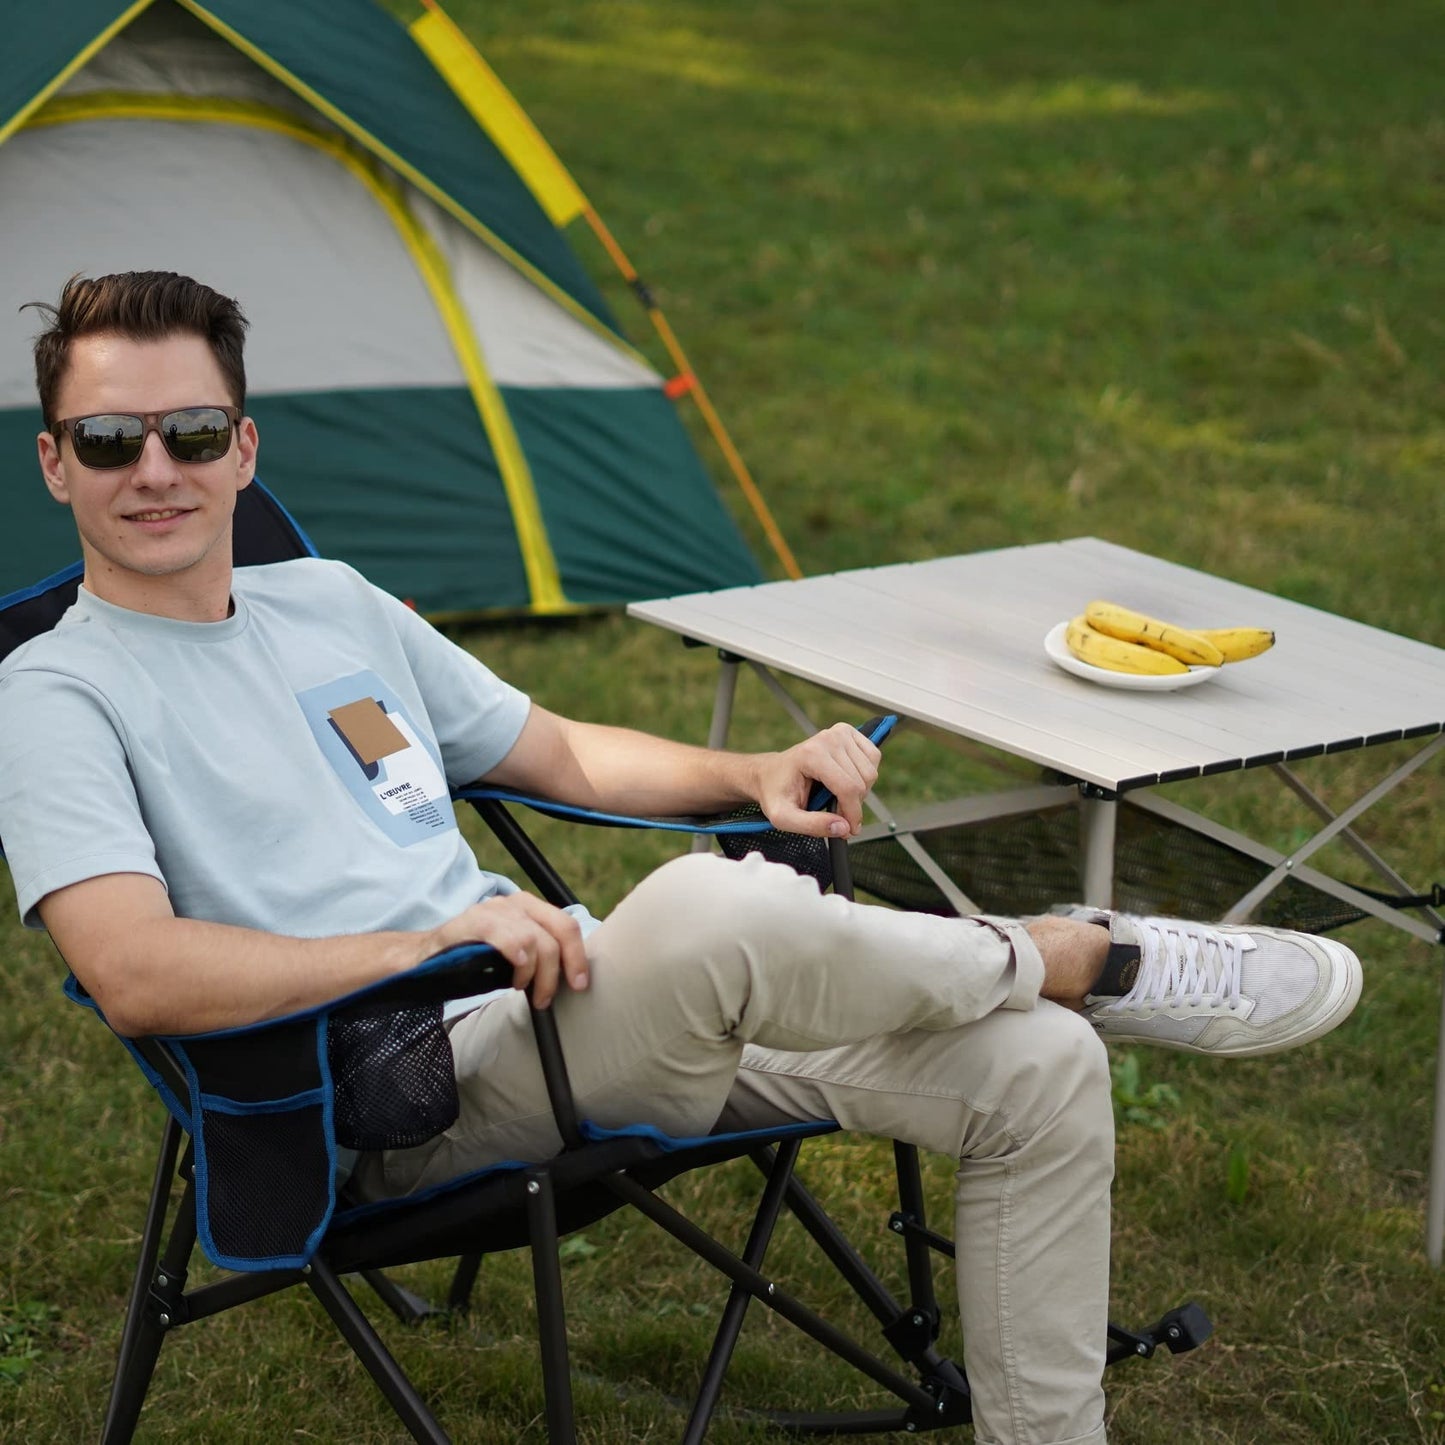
[
  {"left": 1065, "top": 615, "right": 1189, "bottom": 675},
  {"left": 1084, "top": 600, "right": 1225, "bottom": 668},
  {"left": 1194, "top": 626, "right": 1275, "bottom": 662}
]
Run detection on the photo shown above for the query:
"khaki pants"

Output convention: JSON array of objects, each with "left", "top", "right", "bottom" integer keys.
[{"left": 359, "top": 851, "right": 1114, "bottom": 1445}]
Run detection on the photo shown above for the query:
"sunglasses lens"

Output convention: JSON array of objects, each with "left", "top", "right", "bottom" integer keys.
[
  {"left": 71, "top": 414, "right": 144, "bottom": 469},
  {"left": 161, "top": 408, "right": 234, "bottom": 463}
]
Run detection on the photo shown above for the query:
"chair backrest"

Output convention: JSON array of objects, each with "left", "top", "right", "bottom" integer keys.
[{"left": 0, "top": 478, "right": 316, "bottom": 665}]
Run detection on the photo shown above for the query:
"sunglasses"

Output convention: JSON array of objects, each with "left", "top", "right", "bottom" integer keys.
[{"left": 51, "top": 406, "right": 242, "bottom": 470}]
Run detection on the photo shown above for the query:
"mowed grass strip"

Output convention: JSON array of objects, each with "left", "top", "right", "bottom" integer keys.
[{"left": 4, "top": 0, "right": 1445, "bottom": 1440}]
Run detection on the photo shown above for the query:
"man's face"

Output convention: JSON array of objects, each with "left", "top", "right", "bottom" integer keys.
[{"left": 37, "top": 331, "right": 258, "bottom": 618}]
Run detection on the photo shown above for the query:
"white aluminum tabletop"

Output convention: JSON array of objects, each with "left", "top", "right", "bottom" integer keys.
[{"left": 628, "top": 537, "right": 1445, "bottom": 792}]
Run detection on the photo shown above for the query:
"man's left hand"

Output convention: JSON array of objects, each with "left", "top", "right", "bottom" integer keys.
[{"left": 753, "top": 722, "right": 881, "bottom": 839}]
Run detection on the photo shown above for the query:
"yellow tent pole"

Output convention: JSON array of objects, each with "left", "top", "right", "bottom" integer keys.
[{"left": 582, "top": 206, "right": 803, "bottom": 581}]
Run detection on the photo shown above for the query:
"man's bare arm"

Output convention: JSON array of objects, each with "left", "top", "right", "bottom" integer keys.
[
  {"left": 39, "top": 872, "right": 588, "bottom": 1038},
  {"left": 485, "top": 707, "right": 881, "bottom": 838}
]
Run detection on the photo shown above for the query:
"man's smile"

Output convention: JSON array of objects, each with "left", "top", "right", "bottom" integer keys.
[{"left": 124, "top": 506, "right": 194, "bottom": 522}]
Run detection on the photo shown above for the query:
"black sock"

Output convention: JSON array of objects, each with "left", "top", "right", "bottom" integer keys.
[{"left": 1087, "top": 917, "right": 1141, "bottom": 997}]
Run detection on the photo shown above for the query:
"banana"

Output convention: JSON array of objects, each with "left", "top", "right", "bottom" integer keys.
[
  {"left": 1193, "top": 626, "right": 1275, "bottom": 662},
  {"left": 1065, "top": 615, "right": 1189, "bottom": 675},
  {"left": 1084, "top": 600, "right": 1224, "bottom": 668}
]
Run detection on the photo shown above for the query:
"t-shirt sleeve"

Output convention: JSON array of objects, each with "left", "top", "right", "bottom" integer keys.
[
  {"left": 0, "top": 666, "right": 166, "bottom": 930},
  {"left": 368, "top": 584, "right": 532, "bottom": 786}
]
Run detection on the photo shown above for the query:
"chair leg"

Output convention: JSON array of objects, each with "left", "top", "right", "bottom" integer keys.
[
  {"left": 360, "top": 1268, "right": 445, "bottom": 1324},
  {"left": 100, "top": 1117, "right": 186, "bottom": 1445},
  {"left": 891, "top": 1142, "right": 941, "bottom": 1336},
  {"left": 446, "top": 1253, "right": 483, "bottom": 1314},
  {"left": 305, "top": 1256, "right": 450, "bottom": 1444},
  {"left": 525, "top": 1168, "right": 577, "bottom": 1444},
  {"left": 681, "top": 1138, "right": 802, "bottom": 1444}
]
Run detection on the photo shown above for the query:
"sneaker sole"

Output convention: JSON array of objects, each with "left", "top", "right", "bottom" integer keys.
[{"left": 1096, "top": 933, "right": 1364, "bottom": 1059}]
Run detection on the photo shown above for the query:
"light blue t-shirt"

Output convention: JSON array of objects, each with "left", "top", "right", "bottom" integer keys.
[{"left": 0, "top": 559, "right": 536, "bottom": 939}]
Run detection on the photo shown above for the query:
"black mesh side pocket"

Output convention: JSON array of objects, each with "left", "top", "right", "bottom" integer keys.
[
  {"left": 327, "top": 1001, "right": 459, "bottom": 1151},
  {"left": 200, "top": 1104, "right": 331, "bottom": 1262}
]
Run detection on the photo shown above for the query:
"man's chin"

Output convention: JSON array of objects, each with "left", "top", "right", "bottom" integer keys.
[{"left": 81, "top": 536, "right": 234, "bottom": 589}]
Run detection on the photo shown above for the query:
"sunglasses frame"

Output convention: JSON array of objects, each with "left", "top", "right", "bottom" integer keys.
[{"left": 50, "top": 405, "right": 243, "bottom": 470}]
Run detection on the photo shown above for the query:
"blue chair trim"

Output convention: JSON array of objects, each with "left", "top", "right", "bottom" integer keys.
[
  {"left": 154, "top": 942, "right": 508, "bottom": 1041},
  {"left": 331, "top": 1118, "right": 839, "bottom": 1229},
  {"left": 196, "top": 1087, "right": 329, "bottom": 1115},
  {"left": 451, "top": 788, "right": 776, "bottom": 834},
  {"left": 578, "top": 1117, "right": 836, "bottom": 1153},
  {"left": 63, "top": 973, "right": 193, "bottom": 1129},
  {"left": 0, "top": 559, "right": 83, "bottom": 614},
  {"left": 250, "top": 477, "right": 320, "bottom": 559}
]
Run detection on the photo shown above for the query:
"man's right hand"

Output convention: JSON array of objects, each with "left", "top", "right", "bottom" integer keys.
[{"left": 425, "top": 893, "right": 589, "bottom": 1009}]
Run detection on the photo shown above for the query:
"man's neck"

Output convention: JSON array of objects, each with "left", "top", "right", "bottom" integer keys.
[{"left": 80, "top": 565, "right": 237, "bottom": 623}]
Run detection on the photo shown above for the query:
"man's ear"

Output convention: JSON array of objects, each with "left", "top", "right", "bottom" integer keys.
[
  {"left": 37, "top": 429, "right": 71, "bottom": 506},
  {"left": 235, "top": 414, "right": 259, "bottom": 491}
]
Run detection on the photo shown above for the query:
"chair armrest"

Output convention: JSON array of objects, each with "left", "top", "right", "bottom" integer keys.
[
  {"left": 451, "top": 714, "right": 900, "bottom": 835},
  {"left": 448, "top": 786, "right": 773, "bottom": 836}
]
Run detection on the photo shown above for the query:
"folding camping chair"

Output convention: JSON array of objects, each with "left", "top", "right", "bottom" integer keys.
[{"left": 0, "top": 481, "right": 1212, "bottom": 1442}]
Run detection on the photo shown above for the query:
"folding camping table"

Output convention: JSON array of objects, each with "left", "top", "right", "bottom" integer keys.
[{"left": 627, "top": 536, "right": 1445, "bottom": 1263}]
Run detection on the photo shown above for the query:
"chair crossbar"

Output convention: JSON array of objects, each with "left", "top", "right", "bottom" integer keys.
[{"left": 604, "top": 1170, "right": 942, "bottom": 1417}]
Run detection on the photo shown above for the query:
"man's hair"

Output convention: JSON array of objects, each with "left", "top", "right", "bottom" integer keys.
[{"left": 27, "top": 271, "right": 250, "bottom": 424}]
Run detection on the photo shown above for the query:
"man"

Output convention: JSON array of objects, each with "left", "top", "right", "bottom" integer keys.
[{"left": 0, "top": 273, "right": 1362, "bottom": 1445}]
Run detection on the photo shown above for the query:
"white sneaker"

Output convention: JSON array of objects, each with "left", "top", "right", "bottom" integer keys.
[{"left": 1061, "top": 909, "right": 1364, "bottom": 1058}]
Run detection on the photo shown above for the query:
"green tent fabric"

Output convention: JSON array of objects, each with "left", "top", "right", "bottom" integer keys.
[{"left": 0, "top": 0, "right": 765, "bottom": 616}]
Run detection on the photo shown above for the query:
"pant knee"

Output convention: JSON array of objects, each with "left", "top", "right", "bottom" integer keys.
[
  {"left": 1038, "top": 1006, "right": 1112, "bottom": 1109},
  {"left": 608, "top": 851, "right": 815, "bottom": 965},
  {"left": 986, "top": 1005, "right": 1114, "bottom": 1155}
]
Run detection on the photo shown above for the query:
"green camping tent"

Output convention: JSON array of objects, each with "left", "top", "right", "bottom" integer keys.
[{"left": 0, "top": 0, "right": 782, "bottom": 616}]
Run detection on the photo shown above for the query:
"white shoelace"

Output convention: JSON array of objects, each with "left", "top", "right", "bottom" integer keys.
[{"left": 1097, "top": 919, "right": 1246, "bottom": 1014}]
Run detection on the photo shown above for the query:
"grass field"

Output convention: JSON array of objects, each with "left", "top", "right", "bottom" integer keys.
[{"left": 4, "top": 0, "right": 1445, "bottom": 1440}]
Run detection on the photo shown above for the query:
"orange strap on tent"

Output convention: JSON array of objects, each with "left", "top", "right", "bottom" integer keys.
[{"left": 584, "top": 207, "right": 803, "bottom": 580}]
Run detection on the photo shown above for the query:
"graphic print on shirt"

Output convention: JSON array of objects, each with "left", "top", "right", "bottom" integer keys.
[{"left": 295, "top": 671, "right": 455, "bottom": 847}]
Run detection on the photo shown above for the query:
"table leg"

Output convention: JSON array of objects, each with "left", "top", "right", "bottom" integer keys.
[
  {"left": 706, "top": 656, "right": 740, "bottom": 751},
  {"left": 1431, "top": 979, "right": 1445, "bottom": 1268},
  {"left": 1079, "top": 792, "right": 1118, "bottom": 908},
  {"left": 693, "top": 657, "right": 741, "bottom": 854}
]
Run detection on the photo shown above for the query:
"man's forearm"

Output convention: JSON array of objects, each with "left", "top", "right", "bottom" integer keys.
[
  {"left": 503, "top": 714, "right": 765, "bottom": 817},
  {"left": 486, "top": 709, "right": 879, "bottom": 839},
  {"left": 85, "top": 914, "right": 435, "bottom": 1038}
]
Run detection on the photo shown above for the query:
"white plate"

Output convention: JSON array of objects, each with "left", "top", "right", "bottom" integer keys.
[{"left": 1043, "top": 621, "right": 1221, "bottom": 692}]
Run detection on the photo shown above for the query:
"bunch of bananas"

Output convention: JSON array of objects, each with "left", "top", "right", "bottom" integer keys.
[{"left": 1065, "top": 601, "right": 1274, "bottom": 676}]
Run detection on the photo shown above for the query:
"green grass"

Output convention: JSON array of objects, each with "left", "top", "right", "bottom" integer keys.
[{"left": 5, "top": 0, "right": 1445, "bottom": 1440}]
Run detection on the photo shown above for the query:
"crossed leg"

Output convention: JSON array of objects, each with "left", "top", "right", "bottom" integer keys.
[{"left": 364, "top": 850, "right": 1115, "bottom": 1445}]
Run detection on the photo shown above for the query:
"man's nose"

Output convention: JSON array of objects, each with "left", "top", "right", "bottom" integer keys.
[{"left": 130, "top": 427, "right": 182, "bottom": 484}]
